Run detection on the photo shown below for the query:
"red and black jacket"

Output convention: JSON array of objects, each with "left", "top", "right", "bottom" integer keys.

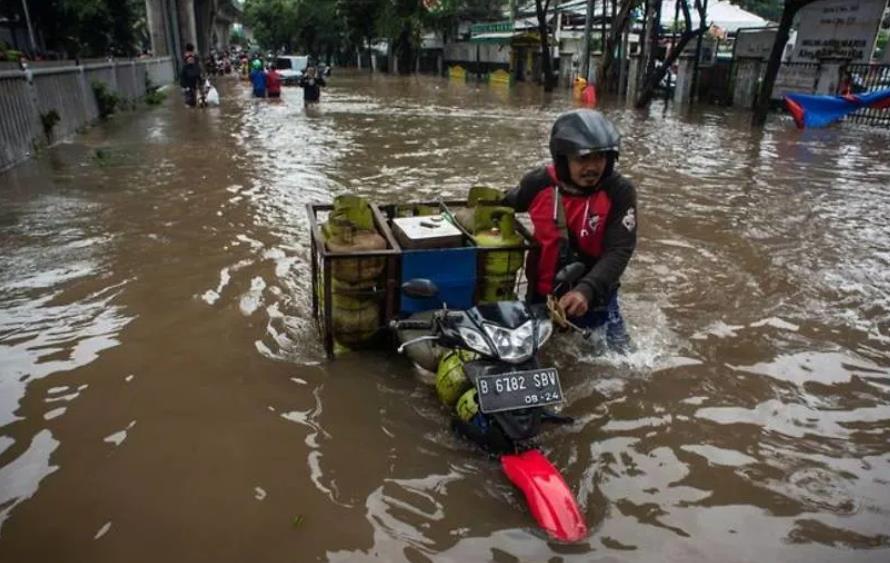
[{"left": 504, "top": 165, "right": 637, "bottom": 306}]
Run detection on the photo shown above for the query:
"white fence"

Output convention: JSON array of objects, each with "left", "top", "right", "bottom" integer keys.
[{"left": 0, "top": 57, "right": 175, "bottom": 172}]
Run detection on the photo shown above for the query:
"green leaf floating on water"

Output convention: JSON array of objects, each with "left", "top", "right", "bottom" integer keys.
[{"left": 292, "top": 514, "right": 304, "bottom": 528}]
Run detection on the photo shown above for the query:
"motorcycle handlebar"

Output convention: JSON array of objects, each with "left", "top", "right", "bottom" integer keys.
[{"left": 391, "top": 319, "right": 434, "bottom": 330}]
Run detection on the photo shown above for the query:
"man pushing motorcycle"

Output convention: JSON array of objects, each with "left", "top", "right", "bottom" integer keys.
[{"left": 504, "top": 109, "right": 637, "bottom": 351}]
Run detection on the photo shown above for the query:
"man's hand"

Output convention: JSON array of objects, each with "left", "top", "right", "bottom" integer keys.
[{"left": 558, "top": 290, "right": 589, "bottom": 317}]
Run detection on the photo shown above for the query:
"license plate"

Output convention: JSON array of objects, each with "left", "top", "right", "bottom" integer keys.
[{"left": 475, "top": 368, "right": 563, "bottom": 414}]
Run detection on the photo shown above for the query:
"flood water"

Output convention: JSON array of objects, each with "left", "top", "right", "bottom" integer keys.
[{"left": 1, "top": 70, "right": 890, "bottom": 562}]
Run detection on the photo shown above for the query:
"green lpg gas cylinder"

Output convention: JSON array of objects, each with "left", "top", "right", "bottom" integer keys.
[
  {"left": 473, "top": 207, "right": 524, "bottom": 301},
  {"left": 323, "top": 195, "right": 386, "bottom": 283},
  {"left": 435, "top": 349, "right": 476, "bottom": 407},
  {"left": 330, "top": 278, "right": 380, "bottom": 347},
  {"left": 454, "top": 186, "right": 504, "bottom": 232},
  {"left": 455, "top": 388, "right": 480, "bottom": 422}
]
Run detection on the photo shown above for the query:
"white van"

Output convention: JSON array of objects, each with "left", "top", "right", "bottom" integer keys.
[{"left": 275, "top": 55, "right": 309, "bottom": 85}]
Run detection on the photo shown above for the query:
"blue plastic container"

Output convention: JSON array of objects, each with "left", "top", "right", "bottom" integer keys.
[{"left": 400, "top": 247, "right": 476, "bottom": 315}]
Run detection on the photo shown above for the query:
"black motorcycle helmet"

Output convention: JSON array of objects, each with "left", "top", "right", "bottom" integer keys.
[{"left": 549, "top": 109, "right": 621, "bottom": 189}]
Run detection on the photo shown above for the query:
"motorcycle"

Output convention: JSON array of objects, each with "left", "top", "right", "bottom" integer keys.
[{"left": 391, "top": 262, "right": 590, "bottom": 542}]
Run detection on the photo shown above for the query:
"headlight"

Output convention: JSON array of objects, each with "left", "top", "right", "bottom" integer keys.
[
  {"left": 483, "top": 320, "right": 535, "bottom": 363},
  {"left": 459, "top": 326, "right": 493, "bottom": 356},
  {"left": 536, "top": 319, "right": 553, "bottom": 347}
]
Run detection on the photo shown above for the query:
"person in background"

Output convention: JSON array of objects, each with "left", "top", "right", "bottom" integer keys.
[
  {"left": 249, "top": 59, "right": 266, "bottom": 98},
  {"left": 503, "top": 109, "right": 637, "bottom": 352},
  {"left": 180, "top": 54, "right": 201, "bottom": 107},
  {"left": 265, "top": 64, "right": 282, "bottom": 99},
  {"left": 298, "top": 65, "right": 326, "bottom": 104},
  {"left": 240, "top": 54, "right": 249, "bottom": 80}
]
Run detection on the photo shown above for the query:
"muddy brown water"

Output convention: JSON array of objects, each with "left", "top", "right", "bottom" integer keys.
[{"left": 1, "top": 71, "right": 889, "bottom": 562}]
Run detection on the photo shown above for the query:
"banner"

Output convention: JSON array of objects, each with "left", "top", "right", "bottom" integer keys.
[{"left": 791, "top": 0, "right": 886, "bottom": 63}]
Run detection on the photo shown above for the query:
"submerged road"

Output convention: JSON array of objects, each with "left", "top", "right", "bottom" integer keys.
[{"left": 1, "top": 70, "right": 890, "bottom": 562}]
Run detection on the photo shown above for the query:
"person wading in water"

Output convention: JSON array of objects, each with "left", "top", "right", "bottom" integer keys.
[{"left": 504, "top": 109, "right": 638, "bottom": 352}]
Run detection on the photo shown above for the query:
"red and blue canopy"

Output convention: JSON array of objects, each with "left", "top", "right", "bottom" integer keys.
[{"left": 784, "top": 89, "right": 890, "bottom": 128}]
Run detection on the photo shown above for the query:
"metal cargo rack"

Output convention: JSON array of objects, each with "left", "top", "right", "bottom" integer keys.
[
  {"left": 308, "top": 202, "right": 401, "bottom": 359},
  {"left": 375, "top": 200, "right": 538, "bottom": 315}
]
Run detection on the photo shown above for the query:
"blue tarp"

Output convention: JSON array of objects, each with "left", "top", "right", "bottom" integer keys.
[{"left": 784, "top": 89, "right": 890, "bottom": 128}]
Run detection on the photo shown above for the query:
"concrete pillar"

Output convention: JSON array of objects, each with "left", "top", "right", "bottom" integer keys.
[
  {"left": 589, "top": 54, "right": 602, "bottom": 85},
  {"left": 145, "top": 0, "right": 169, "bottom": 56},
  {"left": 673, "top": 54, "right": 695, "bottom": 104},
  {"left": 165, "top": 0, "right": 183, "bottom": 70},
  {"left": 214, "top": 23, "right": 226, "bottom": 51},
  {"left": 732, "top": 59, "right": 762, "bottom": 109},
  {"left": 194, "top": 0, "right": 214, "bottom": 55},
  {"left": 626, "top": 54, "right": 640, "bottom": 102},
  {"left": 816, "top": 57, "right": 847, "bottom": 95},
  {"left": 179, "top": 0, "right": 198, "bottom": 55}
]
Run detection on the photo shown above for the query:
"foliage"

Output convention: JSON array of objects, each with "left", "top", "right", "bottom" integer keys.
[
  {"left": 244, "top": 0, "right": 300, "bottom": 52},
  {"left": 295, "top": 0, "right": 343, "bottom": 58},
  {"left": 40, "top": 110, "right": 61, "bottom": 142},
  {"left": 733, "top": 0, "right": 784, "bottom": 22},
  {"left": 91, "top": 81, "right": 119, "bottom": 119},
  {"left": 243, "top": 0, "right": 507, "bottom": 65},
  {"left": 230, "top": 28, "right": 246, "bottom": 46},
  {"left": 1, "top": 0, "right": 145, "bottom": 58},
  {"left": 1, "top": 48, "right": 24, "bottom": 62},
  {"left": 144, "top": 89, "right": 166, "bottom": 106},
  {"left": 421, "top": 0, "right": 506, "bottom": 41},
  {"left": 245, "top": 0, "right": 343, "bottom": 57},
  {"left": 876, "top": 30, "right": 888, "bottom": 60},
  {"left": 338, "top": 0, "right": 385, "bottom": 50}
]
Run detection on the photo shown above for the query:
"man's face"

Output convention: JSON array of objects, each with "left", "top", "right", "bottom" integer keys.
[{"left": 567, "top": 152, "right": 608, "bottom": 188}]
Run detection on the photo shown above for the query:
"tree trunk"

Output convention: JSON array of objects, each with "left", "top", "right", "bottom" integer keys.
[
  {"left": 535, "top": 0, "right": 556, "bottom": 91},
  {"left": 751, "top": 1, "right": 816, "bottom": 126},
  {"left": 596, "top": 0, "right": 637, "bottom": 90},
  {"left": 366, "top": 35, "right": 373, "bottom": 73},
  {"left": 634, "top": 29, "right": 701, "bottom": 107},
  {"left": 634, "top": 0, "right": 705, "bottom": 108}
]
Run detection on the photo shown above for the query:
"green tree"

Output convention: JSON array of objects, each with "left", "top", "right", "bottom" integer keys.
[
  {"left": 339, "top": 0, "right": 385, "bottom": 70},
  {"left": 295, "top": 0, "right": 342, "bottom": 59},
  {"left": 2, "top": 0, "right": 144, "bottom": 57},
  {"left": 733, "top": 0, "right": 783, "bottom": 22},
  {"left": 244, "top": 0, "right": 299, "bottom": 52}
]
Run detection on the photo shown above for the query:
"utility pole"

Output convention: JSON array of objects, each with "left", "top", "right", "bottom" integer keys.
[
  {"left": 580, "top": 0, "right": 595, "bottom": 81},
  {"left": 21, "top": 0, "right": 37, "bottom": 54}
]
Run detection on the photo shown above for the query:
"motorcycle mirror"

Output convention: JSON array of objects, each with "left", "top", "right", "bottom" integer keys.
[
  {"left": 401, "top": 278, "right": 439, "bottom": 299},
  {"left": 554, "top": 262, "right": 586, "bottom": 286}
]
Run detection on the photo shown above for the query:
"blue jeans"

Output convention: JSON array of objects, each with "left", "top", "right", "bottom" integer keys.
[{"left": 573, "top": 291, "right": 631, "bottom": 352}]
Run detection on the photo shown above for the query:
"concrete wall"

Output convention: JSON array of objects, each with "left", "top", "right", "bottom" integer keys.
[
  {"left": 0, "top": 57, "right": 175, "bottom": 172},
  {"left": 733, "top": 58, "right": 762, "bottom": 109}
]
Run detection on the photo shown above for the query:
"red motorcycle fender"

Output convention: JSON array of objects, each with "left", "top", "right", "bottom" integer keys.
[{"left": 500, "top": 449, "right": 588, "bottom": 542}]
